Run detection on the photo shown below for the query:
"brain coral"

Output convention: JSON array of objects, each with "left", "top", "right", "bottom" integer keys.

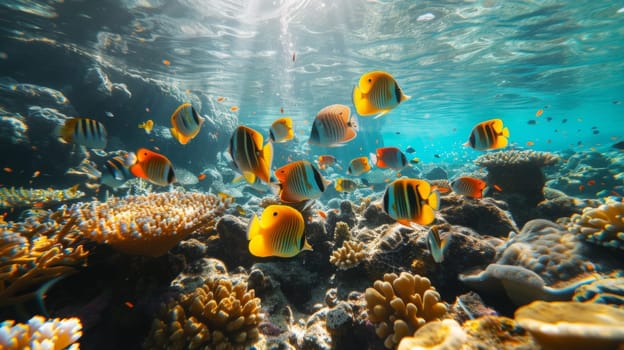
[
  {"left": 64, "top": 191, "right": 226, "bottom": 256},
  {"left": 567, "top": 198, "right": 624, "bottom": 250},
  {"left": 145, "top": 277, "right": 262, "bottom": 350},
  {"left": 329, "top": 240, "right": 367, "bottom": 270},
  {"left": 365, "top": 272, "right": 448, "bottom": 349},
  {"left": 0, "top": 315, "right": 82, "bottom": 350}
]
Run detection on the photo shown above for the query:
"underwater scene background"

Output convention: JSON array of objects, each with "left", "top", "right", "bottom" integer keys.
[{"left": 1, "top": 0, "right": 624, "bottom": 349}]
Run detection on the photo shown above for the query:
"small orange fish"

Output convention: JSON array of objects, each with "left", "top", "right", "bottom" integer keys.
[
  {"left": 32, "top": 170, "right": 41, "bottom": 178},
  {"left": 526, "top": 141, "right": 534, "bottom": 146},
  {"left": 33, "top": 202, "right": 44, "bottom": 208},
  {"left": 535, "top": 109, "right": 544, "bottom": 117},
  {"left": 396, "top": 173, "right": 402, "bottom": 177},
  {"left": 3, "top": 167, "right": 12, "bottom": 173},
  {"left": 493, "top": 184, "right": 503, "bottom": 192},
  {"left": 318, "top": 210, "right": 327, "bottom": 219},
  {"left": 124, "top": 301, "right": 134, "bottom": 308},
  {"left": 317, "top": 155, "right": 338, "bottom": 170},
  {"left": 162, "top": 59, "right": 170, "bottom": 65},
  {"left": 230, "top": 106, "right": 239, "bottom": 112},
  {"left": 217, "top": 96, "right": 225, "bottom": 102},
  {"left": 579, "top": 185, "right": 585, "bottom": 191},
  {"left": 587, "top": 180, "right": 596, "bottom": 186},
  {"left": 197, "top": 173, "right": 207, "bottom": 181}
]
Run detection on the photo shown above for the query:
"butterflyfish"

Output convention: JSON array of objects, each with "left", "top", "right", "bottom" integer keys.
[
  {"left": 101, "top": 156, "right": 133, "bottom": 189},
  {"left": 170, "top": 103, "right": 204, "bottom": 145},
  {"left": 450, "top": 176, "right": 487, "bottom": 199},
  {"left": 247, "top": 205, "right": 312, "bottom": 258},
  {"left": 347, "top": 157, "right": 372, "bottom": 176},
  {"left": 382, "top": 178, "right": 440, "bottom": 227},
  {"left": 129, "top": 148, "right": 176, "bottom": 186},
  {"left": 464, "top": 118, "right": 510, "bottom": 151},
  {"left": 426, "top": 226, "right": 447, "bottom": 263},
  {"left": 229, "top": 125, "right": 273, "bottom": 184},
  {"left": 269, "top": 117, "right": 294, "bottom": 143},
  {"left": 370, "top": 147, "right": 408, "bottom": 170},
  {"left": 56, "top": 117, "right": 107, "bottom": 150},
  {"left": 352, "top": 71, "right": 410, "bottom": 119},
  {"left": 316, "top": 155, "right": 339, "bottom": 170},
  {"left": 334, "top": 178, "right": 360, "bottom": 193},
  {"left": 274, "top": 160, "right": 330, "bottom": 203},
  {"left": 138, "top": 120, "right": 154, "bottom": 134},
  {"left": 308, "top": 104, "right": 358, "bottom": 147}
]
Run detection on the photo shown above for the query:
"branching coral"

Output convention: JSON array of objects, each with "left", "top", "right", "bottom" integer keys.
[
  {"left": 567, "top": 198, "right": 624, "bottom": 250},
  {"left": 0, "top": 315, "right": 82, "bottom": 350},
  {"left": 0, "top": 218, "right": 87, "bottom": 306},
  {"left": 365, "top": 272, "right": 448, "bottom": 349},
  {"left": 64, "top": 191, "right": 226, "bottom": 256},
  {"left": 0, "top": 185, "right": 84, "bottom": 208},
  {"left": 144, "top": 277, "right": 262, "bottom": 350},
  {"left": 329, "top": 240, "right": 367, "bottom": 270}
]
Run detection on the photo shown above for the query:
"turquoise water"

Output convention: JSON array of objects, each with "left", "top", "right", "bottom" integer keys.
[{"left": 2, "top": 0, "right": 622, "bottom": 165}]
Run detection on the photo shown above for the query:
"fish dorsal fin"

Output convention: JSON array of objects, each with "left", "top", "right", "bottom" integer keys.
[
  {"left": 414, "top": 180, "right": 431, "bottom": 200},
  {"left": 250, "top": 128, "right": 264, "bottom": 150},
  {"left": 490, "top": 119, "right": 504, "bottom": 133},
  {"left": 243, "top": 171, "right": 257, "bottom": 184}
]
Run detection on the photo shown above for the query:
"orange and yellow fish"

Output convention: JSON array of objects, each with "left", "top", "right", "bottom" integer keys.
[
  {"left": 347, "top": 157, "right": 372, "bottom": 176},
  {"left": 56, "top": 117, "right": 107, "bottom": 150},
  {"left": 247, "top": 205, "right": 312, "bottom": 258},
  {"left": 308, "top": 104, "right": 358, "bottom": 147},
  {"left": 274, "top": 160, "right": 330, "bottom": 203},
  {"left": 138, "top": 119, "right": 154, "bottom": 134},
  {"left": 370, "top": 147, "right": 408, "bottom": 170},
  {"left": 352, "top": 71, "right": 410, "bottom": 119},
  {"left": 229, "top": 125, "right": 273, "bottom": 184},
  {"left": 230, "top": 106, "right": 239, "bottom": 112},
  {"left": 170, "top": 103, "right": 204, "bottom": 145},
  {"left": 382, "top": 178, "right": 439, "bottom": 226},
  {"left": 450, "top": 176, "right": 487, "bottom": 199},
  {"left": 269, "top": 117, "right": 294, "bottom": 143},
  {"left": 535, "top": 109, "right": 544, "bottom": 117},
  {"left": 464, "top": 118, "right": 509, "bottom": 151},
  {"left": 316, "top": 155, "right": 339, "bottom": 170},
  {"left": 334, "top": 178, "right": 360, "bottom": 193},
  {"left": 129, "top": 148, "right": 176, "bottom": 186}
]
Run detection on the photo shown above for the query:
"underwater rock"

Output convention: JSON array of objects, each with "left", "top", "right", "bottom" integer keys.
[
  {"left": 448, "top": 291, "right": 498, "bottom": 324},
  {"left": 462, "top": 316, "right": 537, "bottom": 349},
  {"left": 397, "top": 319, "right": 467, "bottom": 350},
  {"left": 325, "top": 200, "right": 357, "bottom": 235},
  {"left": 547, "top": 151, "right": 623, "bottom": 198},
  {"left": 438, "top": 194, "right": 517, "bottom": 237},
  {"left": 0, "top": 111, "right": 28, "bottom": 145},
  {"left": 424, "top": 166, "right": 448, "bottom": 180},
  {"left": 475, "top": 150, "right": 559, "bottom": 226},
  {"left": 360, "top": 201, "right": 395, "bottom": 229},
  {"left": 210, "top": 214, "right": 256, "bottom": 269},
  {"left": 536, "top": 189, "right": 601, "bottom": 222},
  {"left": 252, "top": 261, "right": 320, "bottom": 306},
  {"left": 459, "top": 219, "right": 599, "bottom": 306}
]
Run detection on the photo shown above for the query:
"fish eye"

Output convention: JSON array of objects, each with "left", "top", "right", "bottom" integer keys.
[
  {"left": 273, "top": 212, "right": 278, "bottom": 216},
  {"left": 368, "top": 78, "right": 372, "bottom": 83},
  {"left": 143, "top": 152, "right": 148, "bottom": 156}
]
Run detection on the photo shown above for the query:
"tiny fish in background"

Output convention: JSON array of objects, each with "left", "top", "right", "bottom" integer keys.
[
  {"left": 464, "top": 118, "right": 509, "bottom": 151},
  {"left": 129, "top": 148, "right": 176, "bottom": 186},
  {"left": 405, "top": 146, "right": 416, "bottom": 154},
  {"left": 247, "top": 205, "right": 312, "bottom": 258},
  {"left": 269, "top": 117, "right": 294, "bottom": 143},
  {"left": 56, "top": 117, "right": 108, "bottom": 150},
  {"left": 347, "top": 156, "right": 372, "bottom": 176},
  {"left": 230, "top": 106, "right": 239, "bottom": 112},
  {"left": 382, "top": 178, "right": 440, "bottom": 226},
  {"left": 334, "top": 178, "right": 360, "bottom": 193},
  {"left": 316, "top": 155, "right": 339, "bottom": 170},
  {"left": 535, "top": 109, "right": 544, "bottom": 117},
  {"left": 352, "top": 71, "right": 410, "bottom": 119},
  {"left": 170, "top": 103, "right": 204, "bottom": 145},
  {"left": 138, "top": 119, "right": 154, "bottom": 134}
]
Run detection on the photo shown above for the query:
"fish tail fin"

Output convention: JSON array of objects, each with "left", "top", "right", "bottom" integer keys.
[
  {"left": 247, "top": 214, "right": 261, "bottom": 240},
  {"left": 302, "top": 239, "right": 313, "bottom": 252},
  {"left": 400, "top": 93, "right": 411, "bottom": 102},
  {"left": 428, "top": 189, "right": 440, "bottom": 210}
]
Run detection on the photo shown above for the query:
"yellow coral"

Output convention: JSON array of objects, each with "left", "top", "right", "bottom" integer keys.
[
  {"left": 64, "top": 191, "right": 226, "bottom": 257},
  {"left": 568, "top": 199, "right": 624, "bottom": 250},
  {"left": 145, "top": 277, "right": 262, "bottom": 350},
  {"left": 0, "top": 185, "right": 84, "bottom": 209},
  {"left": 365, "top": 272, "right": 448, "bottom": 349},
  {"left": 329, "top": 240, "right": 367, "bottom": 270},
  {"left": 0, "top": 315, "right": 82, "bottom": 350}
]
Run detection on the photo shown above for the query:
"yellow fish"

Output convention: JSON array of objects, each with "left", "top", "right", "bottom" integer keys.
[
  {"left": 170, "top": 103, "right": 205, "bottom": 145},
  {"left": 129, "top": 148, "right": 176, "bottom": 186},
  {"left": 56, "top": 117, "right": 107, "bottom": 149},
  {"left": 334, "top": 178, "right": 360, "bottom": 193},
  {"left": 274, "top": 160, "right": 331, "bottom": 203},
  {"left": 382, "top": 178, "right": 439, "bottom": 226},
  {"left": 138, "top": 120, "right": 154, "bottom": 134},
  {"left": 352, "top": 71, "right": 410, "bottom": 119},
  {"left": 464, "top": 119, "right": 509, "bottom": 151},
  {"left": 229, "top": 125, "right": 273, "bottom": 184},
  {"left": 269, "top": 117, "right": 294, "bottom": 143},
  {"left": 247, "top": 205, "right": 312, "bottom": 257},
  {"left": 347, "top": 156, "right": 372, "bottom": 176}
]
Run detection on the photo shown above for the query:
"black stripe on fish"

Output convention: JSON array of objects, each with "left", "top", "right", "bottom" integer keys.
[
  {"left": 394, "top": 82, "right": 402, "bottom": 104},
  {"left": 407, "top": 183, "right": 419, "bottom": 219},
  {"left": 311, "top": 164, "right": 326, "bottom": 192}
]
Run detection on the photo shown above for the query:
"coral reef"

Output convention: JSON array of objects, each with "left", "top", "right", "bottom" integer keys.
[
  {"left": 0, "top": 185, "right": 84, "bottom": 209},
  {"left": 475, "top": 150, "right": 559, "bottom": 225},
  {"left": 460, "top": 219, "right": 597, "bottom": 305},
  {"left": 515, "top": 301, "right": 624, "bottom": 350},
  {"left": 567, "top": 198, "right": 624, "bottom": 250},
  {"left": 329, "top": 240, "right": 367, "bottom": 271},
  {"left": 397, "top": 319, "right": 467, "bottom": 350},
  {"left": 64, "top": 192, "right": 226, "bottom": 257},
  {"left": 364, "top": 272, "right": 448, "bottom": 349},
  {"left": 144, "top": 276, "right": 262, "bottom": 350},
  {"left": 572, "top": 277, "right": 624, "bottom": 308},
  {"left": 0, "top": 315, "right": 82, "bottom": 350},
  {"left": 462, "top": 316, "right": 536, "bottom": 349},
  {"left": 438, "top": 195, "right": 517, "bottom": 237}
]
